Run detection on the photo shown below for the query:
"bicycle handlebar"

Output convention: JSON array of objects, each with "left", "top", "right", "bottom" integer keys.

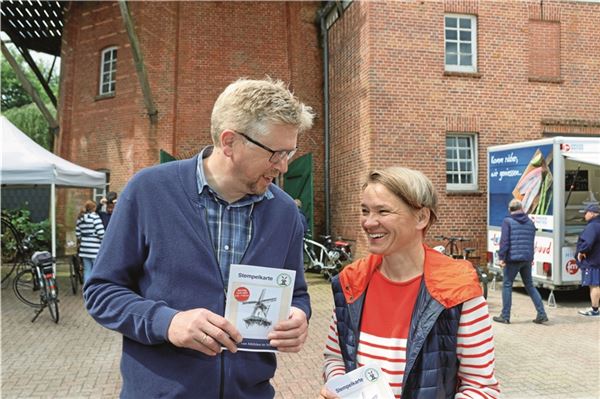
[{"left": 434, "top": 235, "right": 470, "bottom": 242}]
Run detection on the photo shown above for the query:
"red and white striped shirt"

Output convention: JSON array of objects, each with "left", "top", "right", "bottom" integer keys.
[{"left": 324, "top": 270, "right": 499, "bottom": 399}]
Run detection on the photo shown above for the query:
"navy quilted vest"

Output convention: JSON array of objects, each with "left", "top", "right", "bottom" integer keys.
[
  {"left": 331, "top": 276, "right": 462, "bottom": 399},
  {"left": 506, "top": 217, "right": 535, "bottom": 262}
]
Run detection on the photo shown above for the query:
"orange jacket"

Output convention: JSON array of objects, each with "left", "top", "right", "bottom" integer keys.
[{"left": 338, "top": 245, "right": 482, "bottom": 308}]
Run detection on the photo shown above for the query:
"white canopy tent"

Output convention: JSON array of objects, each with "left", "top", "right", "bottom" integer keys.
[{"left": 1, "top": 116, "right": 106, "bottom": 258}]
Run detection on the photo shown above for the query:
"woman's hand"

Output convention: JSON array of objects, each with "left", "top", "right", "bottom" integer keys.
[{"left": 318, "top": 386, "right": 339, "bottom": 399}]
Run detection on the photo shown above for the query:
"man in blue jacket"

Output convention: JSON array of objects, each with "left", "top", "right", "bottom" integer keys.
[
  {"left": 85, "top": 78, "right": 314, "bottom": 398},
  {"left": 493, "top": 199, "right": 548, "bottom": 324},
  {"left": 576, "top": 203, "right": 600, "bottom": 316}
]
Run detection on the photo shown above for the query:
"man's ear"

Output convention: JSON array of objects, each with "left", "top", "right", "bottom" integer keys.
[{"left": 220, "top": 130, "right": 236, "bottom": 157}]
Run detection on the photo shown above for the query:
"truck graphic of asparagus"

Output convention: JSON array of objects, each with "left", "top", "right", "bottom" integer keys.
[{"left": 512, "top": 149, "right": 553, "bottom": 214}]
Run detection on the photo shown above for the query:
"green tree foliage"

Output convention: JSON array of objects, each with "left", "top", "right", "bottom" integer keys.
[
  {"left": 2, "top": 208, "right": 52, "bottom": 258},
  {"left": 1, "top": 47, "right": 59, "bottom": 150},
  {"left": 1, "top": 49, "right": 59, "bottom": 110},
  {"left": 1, "top": 55, "right": 33, "bottom": 109},
  {"left": 3, "top": 103, "right": 55, "bottom": 150}
]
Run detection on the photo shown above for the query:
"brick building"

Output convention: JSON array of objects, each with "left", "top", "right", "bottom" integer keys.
[
  {"left": 325, "top": 0, "right": 600, "bottom": 257},
  {"left": 55, "top": 1, "right": 325, "bottom": 236},
  {"left": 53, "top": 1, "right": 600, "bottom": 258}
]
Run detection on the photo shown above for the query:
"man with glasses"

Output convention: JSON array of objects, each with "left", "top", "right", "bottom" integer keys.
[{"left": 85, "top": 78, "right": 314, "bottom": 398}]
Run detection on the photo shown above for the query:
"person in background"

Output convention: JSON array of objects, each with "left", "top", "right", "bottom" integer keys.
[
  {"left": 576, "top": 203, "right": 600, "bottom": 317},
  {"left": 75, "top": 200, "right": 105, "bottom": 283},
  {"left": 294, "top": 198, "right": 309, "bottom": 237},
  {"left": 97, "top": 191, "right": 117, "bottom": 229},
  {"left": 85, "top": 77, "right": 314, "bottom": 398},
  {"left": 320, "top": 167, "right": 498, "bottom": 399},
  {"left": 493, "top": 198, "right": 548, "bottom": 324}
]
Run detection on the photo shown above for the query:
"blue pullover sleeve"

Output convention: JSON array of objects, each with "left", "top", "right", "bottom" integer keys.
[{"left": 83, "top": 182, "right": 178, "bottom": 345}]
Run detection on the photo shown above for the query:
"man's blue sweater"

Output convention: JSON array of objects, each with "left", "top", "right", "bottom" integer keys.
[
  {"left": 84, "top": 156, "right": 311, "bottom": 399},
  {"left": 577, "top": 216, "right": 600, "bottom": 269}
]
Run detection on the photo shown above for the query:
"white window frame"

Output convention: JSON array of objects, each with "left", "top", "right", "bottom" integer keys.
[
  {"left": 446, "top": 133, "right": 478, "bottom": 191},
  {"left": 444, "top": 14, "right": 477, "bottom": 73},
  {"left": 93, "top": 187, "right": 106, "bottom": 206},
  {"left": 93, "top": 169, "right": 110, "bottom": 206},
  {"left": 99, "top": 47, "right": 117, "bottom": 95}
]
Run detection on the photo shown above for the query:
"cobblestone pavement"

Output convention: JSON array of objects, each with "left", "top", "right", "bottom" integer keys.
[{"left": 2, "top": 263, "right": 599, "bottom": 398}]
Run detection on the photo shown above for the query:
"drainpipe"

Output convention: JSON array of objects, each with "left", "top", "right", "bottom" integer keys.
[{"left": 318, "top": 2, "right": 336, "bottom": 235}]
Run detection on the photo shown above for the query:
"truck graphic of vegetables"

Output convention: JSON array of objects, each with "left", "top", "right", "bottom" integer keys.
[{"left": 511, "top": 149, "right": 553, "bottom": 214}]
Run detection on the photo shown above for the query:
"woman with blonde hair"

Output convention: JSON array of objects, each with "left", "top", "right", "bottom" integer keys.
[
  {"left": 75, "top": 200, "right": 105, "bottom": 283},
  {"left": 320, "top": 166, "right": 499, "bottom": 399}
]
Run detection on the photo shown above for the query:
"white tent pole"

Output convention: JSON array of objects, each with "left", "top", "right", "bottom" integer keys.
[{"left": 51, "top": 183, "right": 56, "bottom": 260}]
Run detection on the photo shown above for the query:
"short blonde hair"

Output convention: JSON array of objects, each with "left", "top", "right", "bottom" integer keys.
[
  {"left": 363, "top": 166, "right": 438, "bottom": 232},
  {"left": 210, "top": 78, "right": 314, "bottom": 145}
]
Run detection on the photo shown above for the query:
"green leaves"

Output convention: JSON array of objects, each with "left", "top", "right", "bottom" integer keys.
[
  {"left": 1, "top": 208, "right": 52, "bottom": 253},
  {"left": 3, "top": 103, "right": 55, "bottom": 150},
  {"left": 1, "top": 47, "right": 58, "bottom": 150},
  {"left": 1, "top": 48, "right": 59, "bottom": 110}
]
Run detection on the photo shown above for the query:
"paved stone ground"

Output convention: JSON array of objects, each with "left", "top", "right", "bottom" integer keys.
[{"left": 2, "top": 262, "right": 599, "bottom": 398}]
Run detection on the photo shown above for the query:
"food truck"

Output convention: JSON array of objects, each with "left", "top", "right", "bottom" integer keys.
[{"left": 487, "top": 137, "right": 600, "bottom": 303}]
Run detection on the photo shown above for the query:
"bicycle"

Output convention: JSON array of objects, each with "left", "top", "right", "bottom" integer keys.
[
  {"left": 1, "top": 216, "right": 40, "bottom": 287},
  {"left": 12, "top": 251, "right": 60, "bottom": 323},
  {"left": 434, "top": 235, "right": 489, "bottom": 299},
  {"left": 69, "top": 253, "right": 84, "bottom": 294},
  {"left": 303, "top": 237, "right": 343, "bottom": 281},
  {"left": 320, "top": 235, "right": 353, "bottom": 263}
]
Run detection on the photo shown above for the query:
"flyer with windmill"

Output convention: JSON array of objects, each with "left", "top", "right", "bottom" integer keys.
[{"left": 224, "top": 264, "right": 295, "bottom": 352}]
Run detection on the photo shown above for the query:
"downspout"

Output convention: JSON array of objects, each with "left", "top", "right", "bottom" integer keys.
[{"left": 318, "top": 2, "right": 336, "bottom": 235}]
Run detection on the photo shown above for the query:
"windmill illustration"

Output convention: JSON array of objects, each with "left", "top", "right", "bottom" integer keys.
[{"left": 242, "top": 289, "right": 277, "bottom": 328}]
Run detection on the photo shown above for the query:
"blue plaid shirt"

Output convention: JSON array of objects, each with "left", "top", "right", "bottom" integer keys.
[{"left": 196, "top": 147, "right": 273, "bottom": 287}]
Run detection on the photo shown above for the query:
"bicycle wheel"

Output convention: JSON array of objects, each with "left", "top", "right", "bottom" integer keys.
[
  {"left": 474, "top": 265, "right": 489, "bottom": 299},
  {"left": 479, "top": 268, "right": 489, "bottom": 299},
  {"left": 302, "top": 246, "right": 311, "bottom": 272},
  {"left": 44, "top": 277, "right": 60, "bottom": 323},
  {"left": 69, "top": 255, "right": 80, "bottom": 294},
  {"left": 13, "top": 268, "right": 42, "bottom": 308},
  {"left": 77, "top": 258, "right": 83, "bottom": 284},
  {"left": 303, "top": 239, "right": 324, "bottom": 272},
  {"left": 1, "top": 218, "right": 21, "bottom": 284},
  {"left": 481, "top": 279, "right": 488, "bottom": 300}
]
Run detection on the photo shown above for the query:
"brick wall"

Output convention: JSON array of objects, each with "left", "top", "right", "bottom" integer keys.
[
  {"left": 327, "top": 0, "right": 600, "bottom": 258},
  {"left": 57, "top": 1, "right": 323, "bottom": 238},
  {"left": 56, "top": 1, "right": 599, "bottom": 260},
  {"left": 327, "top": 2, "right": 373, "bottom": 253}
]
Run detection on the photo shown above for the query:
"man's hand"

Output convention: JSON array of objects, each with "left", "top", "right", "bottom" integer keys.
[
  {"left": 499, "top": 260, "right": 506, "bottom": 268},
  {"left": 267, "top": 306, "right": 308, "bottom": 352},
  {"left": 577, "top": 252, "right": 587, "bottom": 262},
  {"left": 318, "top": 386, "right": 340, "bottom": 399},
  {"left": 167, "top": 308, "right": 242, "bottom": 356}
]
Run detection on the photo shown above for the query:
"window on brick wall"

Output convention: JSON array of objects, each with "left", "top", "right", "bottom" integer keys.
[
  {"left": 529, "top": 20, "right": 560, "bottom": 81},
  {"left": 99, "top": 47, "right": 117, "bottom": 95},
  {"left": 444, "top": 15, "right": 477, "bottom": 73},
  {"left": 93, "top": 170, "right": 110, "bottom": 205},
  {"left": 446, "top": 134, "right": 478, "bottom": 191}
]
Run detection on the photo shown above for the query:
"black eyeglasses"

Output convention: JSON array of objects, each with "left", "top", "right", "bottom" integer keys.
[{"left": 233, "top": 131, "right": 297, "bottom": 163}]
